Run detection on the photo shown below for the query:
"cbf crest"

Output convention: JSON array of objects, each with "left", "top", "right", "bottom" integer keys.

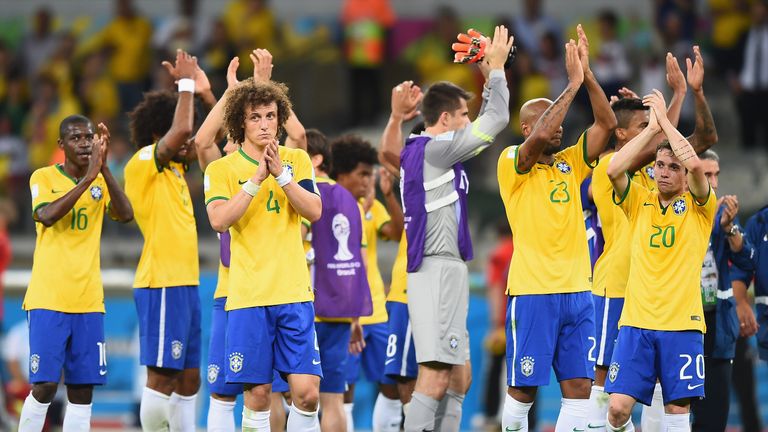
[
  {"left": 229, "top": 352, "right": 244, "bottom": 373},
  {"left": 171, "top": 340, "right": 183, "bottom": 360},
  {"left": 609, "top": 362, "right": 620, "bottom": 382},
  {"left": 30, "top": 354, "right": 40, "bottom": 374},
  {"left": 282, "top": 163, "right": 294, "bottom": 178},
  {"left": 556, "top": 161, "right": 572, "bottom": 174},
  {"left": 645, "top": 166, "right": 655, "bottom": 179},
  {"left": 520, "top": 356, "right": 535, "bottom": 377},
  {"left": 90, "top": 185, "right": 103, "bottom": 201},
  {"left": 207, "top": 364, "right": 220, "bottom": 384},
  {"left": 448, "top": 335, "right": 460, "bottom": 351},
  {"left": 672, "top": 198, "right": 687, "bottom": 215}
]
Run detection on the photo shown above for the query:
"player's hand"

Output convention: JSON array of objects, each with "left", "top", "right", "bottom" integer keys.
[
  {"left": 719, "top": 195, "right": 739, "bottom": 230},
  {"left": 686, "top": 45, "right": 705, "bottom": 93},
  {"left": 96, "top": 122, "right": 111, "bottom": 172},
  {"left": 193, "top": 59, "right": 212, "bottom": 95},
  {"left": 391, "top": 80, "right": 422, "bottom": 121},
  {"left": 349, "top": 320, "right": 366, "bottom": 354},
  {"left": 161, "top": 49, "right": 197, "bottom": 81},
  {"left": 85, "top": 133, "right": 105, "bottom": 181},
  {"left": 665, "top": 52, "right": 686, "bottom": 95},
  {"left": 226, "top": 56, "right": 240, "bottom": 89},
  {"left": 618, "top": 87, "right": 639, "bottom": 99},
  {"left": 251, "top": 151, "right": 269, "bottom": 184},
  {"left": 250, "top": 48, "right": 274, "bottom": 83},
  {"left": 565, "top": 39, "right": 584, "bottom": 88},
  {"left": 483, "top": 25, "right": 515, "bottom": 70},
  {"left": 737, "top": 300, "right": 758, "bottom": 337},
  {"left": 576, "top": 24, "right": 591, "bottom": 74},
  {"left": 264, "top": 139, "right": 284, "bottom": 177},
  {"left": 643, "top": 89, "right": 667, "bottom": 120},
  {"left": 647, "top": 107, "right": 661, "bottom": 133},
  {"left": 378, "top": 166, "right": 394, "bottom": 196}
]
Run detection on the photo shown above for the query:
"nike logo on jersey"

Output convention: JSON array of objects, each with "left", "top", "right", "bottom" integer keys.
[
  {"left": 505, "top": 427, "right": 523, "bottom": 431},
  {"left": 572, "top": 429, "right": 585, "bottom": 432},
  {"left": 587, "top": 424, "right": 605, "bottom": 429},
  {"left": 385, "top": 358, "right": 396, "bottom": 365},
  {"left": 99, "top": 369, "right": 107, "bottom": 376},
  {"left": 312, "top": 359, "right": 321, "bottom": 365},
  {"left": 51, "top": 189, "right": 64, "bottom": 194},
  {"left": 238, "top": 179, "right": 248, "bottom": 185},
  {"left": 643, "top": 203, "right": 654, "bottom": 207},
  {"left": 687, "top": 383, "right": 703, "bottom": 390}
]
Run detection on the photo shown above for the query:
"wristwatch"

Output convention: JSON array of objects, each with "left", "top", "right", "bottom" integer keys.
[{"left": 726, "top": 224, "right": 741, "bottom": 237}]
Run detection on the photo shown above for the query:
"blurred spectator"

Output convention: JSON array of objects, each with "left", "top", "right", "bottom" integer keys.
[
  {"left": 223, "top": 0, "right": 278, "bottom": 65},
  {"left": 593, "top": 10, "right": 631, "bottom": 98},
  {"left": 708, "top": 0, "right": 752, "bottom": 78},
  {"left": 76, "top": 51, "right": 119, "bottom": 126},
  {"left": 106, "top": 133, "right": 132, "bottom": 186},
  {"left": 0, "top": 199, "right": 14, "bottom": 323},
  {"left": 199, "top": 18, "right": 237, "bottom": 97},
  {"left": 538, "top": 31, "right": 567, "bottom": 100},
  {"left": 153, "top": 0, "right": 209, "bottom": 57},
  {"left": 19, "top": 7, "right": 59, "bottom": 82},
  {"left": 736, "top": 0, "right": 768, "bottom": 151},
  {"left": 512, "top": 0, "right": 561, "bottom": 62},
  {"left": 341, "top": 0, "right": 396, "bottom": 126},
  {"left": 654, "top": 0, "right": 697, "bottom": 42},
  {"left": 24, "top": 74, "right": 81, "bottom": 169},
  {"left": 83, "top": 0, "right": 152, "bottom": 115},
  {"left": 508, "top": 49, "right": 551, "bottom": 136}
]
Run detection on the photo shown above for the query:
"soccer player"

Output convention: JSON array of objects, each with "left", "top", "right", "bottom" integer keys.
[
  {"left": 124, "top": 49, "right": 209, "bottom": 431},
  {"left": 497, "top": 26, "right": 616, "bottom": 432},
  {"left": 383, "top": 26, "right": 514, "bottom": 432},
  {"left": 588, "top": 46, "right": 719, "bottom": 432},
  {"left": 204, "top": 79, "right": 322, "bottom": 431},
  {"left": 20, "top": 116, "right": 133, "bottom": 431},
  {"left": 604, "top": 90, "right": 717, "bottom": 432}
]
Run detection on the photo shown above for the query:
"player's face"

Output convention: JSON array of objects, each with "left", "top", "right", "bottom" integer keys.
[
  {"left": 444, "top": 99, "right": 470, "bottom": 131},
  {"left": 243, "top": 102, "right": 279, "bottom": 147},
  {"left": 523, "top": 104, "right": 562, "bottom": 155},
  {"left": 59, "top": 122, "right": 95, "bottom": 168},
  {"left": 341, "top": 162, "right": 374, "bottom": 199},
  {"left": 617, "top": 110, "right": 649, "bottom": 145},
  {"left": 654, "top": 148, "right": 686, "bottom": 195},
  {"left": 173, "top": 136, "right": 194, "bottom": 162},
  {"left": 700, "top": 159, "right": 720, "bottom": 192}
]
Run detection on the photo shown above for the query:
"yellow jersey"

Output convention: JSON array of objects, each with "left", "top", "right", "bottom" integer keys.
[
  {"left": 592, "top": 154, "right": 656, "bottom": 298},
  {"left": 213, "top": 231, "right": 231, "bottom": 299},
  {"left": 386, "top": 231, "right": 408, "bottom": 304},
  {"left": 25, "top": 165, "right": 111, "bottom": 313},
  {"left": 125, "top": 144, "right": 199, "bottom": 288},
  {"left": 615, "top": 178, "right": 717, "bottom": 332},
  {"left": 204, "top": 147, "right": 316, "bottom": 309},
  {"left": 360, "top": 199, "right": 392, "bottom": 324},
  {"left": 497, "top": 132, "right": 594, "bottom": 295}
]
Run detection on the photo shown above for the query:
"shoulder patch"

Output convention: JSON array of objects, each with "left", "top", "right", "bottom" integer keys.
[
  {"left": 506, "top": 146, "right": 517, "bottom": 159},
  {"left": 31, "top": 184, "right": 39, "bottom": 200},
  {"left": 138, "top": 146, "right": 153, "bottom": 161}
]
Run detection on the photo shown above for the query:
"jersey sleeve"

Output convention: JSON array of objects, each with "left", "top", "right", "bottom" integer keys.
[
  {"left": 372, "top": 200, "right": 392, "bottom": 239},
  {"left": 613, "top": 176, "right": 649, "bottom": 221},
  {"left": 559, "top": 130, "right": 594, "bottom": 182},
  {"left": 497, "top": 145, "right": 530, "bottom": 200},
  {"left": 294, "top": 149, "right": 319, "bottom": 195},
  {"left": 591, "top": 155, "right": 614, "bottom": 205},
  {"left": 692, "top": 183, "right": 718, "bottom": 223},
  {"left": 204, "top": 160, "right": 232, "bottom": 205},
  {"left": 29, "top": 169, "right": 54, "bottom": 220}
]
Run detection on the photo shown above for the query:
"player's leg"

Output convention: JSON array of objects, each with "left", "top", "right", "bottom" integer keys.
[
  {"left": 384, "top": 301, "right": 419, "bottom": 408},
  {"left": 657, "top": 330, "right": 706, "bottom": 432},
  {"left": 343, "top": 346, "right": 361, "bottom": 432},
  {"left": 315, "top": 322, "right": 351, "bottom": 431},
  {"left": 433, "top": 360, "right": 470, "bottom": 432},
  {"left": 690, "top": 357, "right": 731, "bottom": 432},
  {"left": 640, "top": 383, "right": 664, "bottom": 432},
  {"left": 270, "top": 391, "right": 288, "bottom": 432},
  {"left": 206, "top": 298, "right": 240, "bottom": 432},
  {"left": 359, "top": 322, "right": 402, "bottom": 432},
  {"left": 589, "top": 295, "right": 623, "bottom": 431},
  {"left": 170, "top": 286, "right": 202, "bottom": 432}
]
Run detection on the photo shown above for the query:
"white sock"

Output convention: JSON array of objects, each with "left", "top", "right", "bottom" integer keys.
[
  {"left": 501, "top": 393, "right": 532, "bottom": 432},
  {"left": 63, "top": 402, "right": 92, "bottom": 431},
  {"left": 140, "top": 387, "right": 171, "bottom": 431},
  {"left": 606, "top": 415, "right": 635, "bottom": 432},
  {"left": 169, "top": 393, "right": 197, "bottom": 432},
  {"left": 207, "top": 397, "right": 236, "bottom": 432},
  {"left": 587, "top": 385, "right": 608, "bottom": 431},
  {"left": 641, "top": 384, "right": 663, "bottom": 432},
  {"left": 554, "top": 398, "right": 589, "bottom": 432},
  {"left": 19, "top": 392, "right": 50, "bottom": 432},
  {"left": 344, "top": 403, "right": 354, "bottom": 432},
  {"left": 663, "top": 413, "right": 690, "bottom": 432},
  {"left": 242, "top": 407, "right": 270, "bottom": 431},
  {"left": 286, "top": 404, "right": 319, "bottom": 431},
  {"left": 372, "top": 393, "right": 402, "bottom": 432}
]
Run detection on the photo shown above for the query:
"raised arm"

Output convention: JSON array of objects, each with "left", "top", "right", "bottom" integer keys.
[
  {"left": 195, "top": 57, "right": 242, "bottom": 171},
  {"left": 379, "top": 81, "right": 422, "bottom": 173},
  {"left": 685, "top": 46, "right": 718, "bottom": 152},
  {"left": 156, "top": 50, "right": 196, "bottom": 167},
  {"left": 206, "top": 151, "right": 270, "bottom": 232},
  {"left": 517, "top": 41, "right": 582, "bottom": 171},
  {"left": 377, "top": 167, "right": 403, "bottom": 240},
  {"left": 577, "top": 25, "right": 617, "bottom": 163},
  {"left": 606, "top": 105, "right": 661, "bottom": 197},
  {"left": 97, "top": 123, "right": 133, "bottom": 222}
]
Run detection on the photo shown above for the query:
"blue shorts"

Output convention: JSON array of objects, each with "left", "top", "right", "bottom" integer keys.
[
  {"left": 316, "top": 322, "right": 351, "bottom": 393},
  {"left": 272, "top": 370, "right": 289, "bottom": 393},
  {"left": 757, "top": 304, "right": 768, "bottom": 361},
  {"left": 384, "top": 302, "right": 418, "bottom": 381},
  {"left": 134, "top": 286, "right": 201, "bottom": 370},
  {"left": 346, "top": 322, "right": 391, "bottom": 385},
  {"left": 226, "top": 302, "right": 322, "bottom": 384},
  {"left": 506, "top": 292, "right": 595, "bottom": 387},
  {"left": 593, "top": 295, "right": 625, "bottom": 367},
  {"left": 27, "top": 310, "right": 106, "bottom": 385},
  {"left": 206, "top": 298, "right": 242, "bottom": 396},
  {"left": 605, "top": 326, "right": 705, "bottom": 406}
]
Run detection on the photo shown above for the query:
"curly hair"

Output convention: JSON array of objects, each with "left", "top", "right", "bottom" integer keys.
[
  {"left": 329, "top": 134, "right": 378, "bottom": 179},
  {"left": 223, "top": 78, "right": 293, "bottom": 145},
  {"left": 128, "top": 90, "right": 177, "bottom": 149}
]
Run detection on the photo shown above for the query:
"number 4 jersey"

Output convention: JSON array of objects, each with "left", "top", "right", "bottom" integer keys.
[
  {"left": 26, "top": 164, "right": 111, "bottom": 313},
  {"left": 204, "top": 146, "right": 318, "bottom": 310},
  {"left": 614, "top": 177, "right": 717, "bottom": 332},
  {"left": 497, "top": 131, "right": 594, "bottom": 296}
]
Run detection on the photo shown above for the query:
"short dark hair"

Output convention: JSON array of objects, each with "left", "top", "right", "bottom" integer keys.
[
  {"left": 306, "top": 128, "right": 332, "bottom": 174},
  {"left": 612, "top": 97, "right": 647, "bottom": 129},
  {"left": 421, "top": 81, "right": 473, "bottom": 126},
  {"left": 656, "top": 140, "right": 672, "bottom": 154},
  {"left": 223, "top": 78, "right": 293, "bottom": 145},
  {"left": 699, "top": 149, "right": 719, "bottom": 162},
  {"left": 59, "top": 114, "right": 92, "bottom": 139},
  {"left": 329, "top": 134, "right": 378, "bottom": 179}
]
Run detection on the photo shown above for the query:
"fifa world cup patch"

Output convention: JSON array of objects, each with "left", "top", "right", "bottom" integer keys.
[
  {"left": 171, "top": 340, "right": 184, "bottom": 360},
  {"left": 90, "top": 185, "right": 103, "bottom": 201},
  {"left": 673, "top": 198, "right": 687, "bottom": 215},
  {"left": 207, "top": 364, "right": 220, "bottom": 384},
  {"left": 229, "top": 352, "right": 244, "bottom": 373},
  {"left": 556, "top": 161, "right": 572, "bottom": 174},
  {"left": 520, "top": 356, "right": 535, "bottom": 377},
  {"left": 609, "top": 362, "right": 620, "bottom": 382},
  {"left": 30, "top": 354, "right": 40, "bottom": 374}
]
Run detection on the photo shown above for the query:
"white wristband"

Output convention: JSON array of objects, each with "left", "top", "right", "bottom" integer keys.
[
  {"left": 275, "top": 169, "right": 292, "bottom": 187},
  {"left": 242, "top": 180, "right": 261, "bottom": 197},
  {"left": 178, "top": 78, "right": 195, "bottom": 93}
]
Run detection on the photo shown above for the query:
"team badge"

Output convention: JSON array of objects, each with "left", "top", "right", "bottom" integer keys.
[
  {"left": 608, "top": 362, "right": 620, "bottom": 382},
  {"left": 449, "top": 335, "right": 459, "bottom": 350},
  {"left": 672, "top": 198, "right": 687, "bottom": 215},
  {"left": 645, "top": 166, "right": 655, "bottom": 179},
  {"left": 30, "top": 354, "right": 40, "bottom": 374},
  {"left": 282, "top": 163, "right": 294, "bottom": 178},
  {"left": 229, "top": 352, "right": 244, "bottom": 373},
  {"left": 520, "top": 356, "right": 535, "bottom": 377},
  {"left": 207, "top": 364, "right": 220, "bottom": 384},
  {"left": 556, "top": 161, "right": 572, "bottom": 174},
  {"left": 171, "top": 340, "right": 183, "bottom": 360},
  {"left": 90, "top": 185, "right": 103, "bottom": 201}
]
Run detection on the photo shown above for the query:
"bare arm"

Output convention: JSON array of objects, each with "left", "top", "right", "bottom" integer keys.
[
  {"left": 206, "top": 191, "right": 258, "bottom": 232},
  {"left": 607, "top": 117, "right": 660, "bottom": 197},
  {"left": 283, "top": 109, "right": 307, "bottom": 151},
  {"left": 380, "top": 80, "right": 423, "bottom": 172},
  {"left": 195, "top": 57, "right": 242, "bottom": 171},
  {"left": 733, "top": 279, "right": 758, "bottom": 337},
  {"left": 378, "top": 168, "right": 403, "bottom": 240},
  {"left": 685, "top": 46, "right": 718, "bottom": 152},
  {"left": 265, "top": 141, "right": 321, "bottom": 221},
  {"left": 156, "top": 50, "right": 196, "bottom": 167},
  {"left": 102, "top": 165, "right": 133, "bottom": 223}
]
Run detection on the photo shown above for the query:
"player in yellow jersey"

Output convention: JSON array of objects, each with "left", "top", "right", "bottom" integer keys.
[
  {"left": 497, "top": 26, "right": 617, "bottom": 432},
  {"left": 20, "top": 116, "right": 133, "bottom": 431},
  {"left": 604, "top": 91, "right": 717, "bottom": 432},
  {"left": 124, "top": 50, "right": 211, "bottom": 431},
  {"left": 587, "top": 47, "right": 719, "bottom": 431},
  {"left": 205, "top": 79, "right": 322, "bottom": 431}
]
